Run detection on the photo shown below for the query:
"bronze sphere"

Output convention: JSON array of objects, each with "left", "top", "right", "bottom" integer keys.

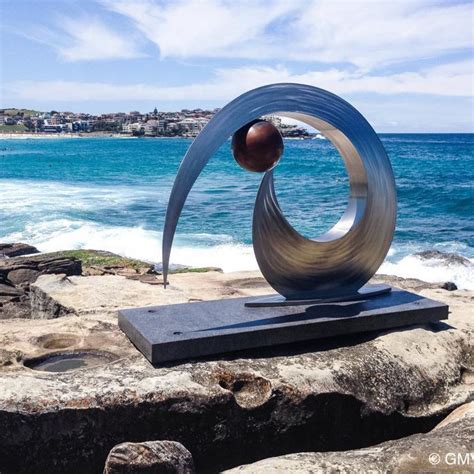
[{"left": 231, "top": 119, "right": 283, "bottom": 173}]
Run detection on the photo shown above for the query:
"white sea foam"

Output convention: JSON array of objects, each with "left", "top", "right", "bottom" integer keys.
[
  {"left": 0, "top": 180, "right": 165, "bottom": 213},
  {"left": 379, "top": 255, "right": 474, "bottom": 290},
  {"left": 16, "top": 221, "right": 162, "bottom": 262},
  {"left": 168, "top": 243, "right": 259, "bottom": 272},
  {"left": 2, "top": 216, "right": 472, "bottom": 289},
  {"left": 1, "top": 219, "right": 259, "bottom": 272}
]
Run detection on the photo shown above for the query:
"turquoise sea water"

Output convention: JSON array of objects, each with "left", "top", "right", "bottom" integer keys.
[{"left": 0, "top": 134, "right": 473, "bottom": 288}]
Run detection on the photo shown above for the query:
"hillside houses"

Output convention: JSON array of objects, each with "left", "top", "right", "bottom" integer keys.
[{"left": 0, "top": 108, "right": 309, "bottom": 138}]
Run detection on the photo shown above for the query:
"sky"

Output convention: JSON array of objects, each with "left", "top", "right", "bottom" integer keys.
[{"left": 0, "top": 0, "right": 473, "bottom": 132}]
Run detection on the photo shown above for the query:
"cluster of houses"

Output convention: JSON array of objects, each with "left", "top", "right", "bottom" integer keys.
[{"left": 0, "top": 108, "right": 310, "bottom": 138}]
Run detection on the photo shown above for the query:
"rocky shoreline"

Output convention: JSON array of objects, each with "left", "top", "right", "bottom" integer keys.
[{"left": 0, "top": 243, "right": 472, "bottom": 473}]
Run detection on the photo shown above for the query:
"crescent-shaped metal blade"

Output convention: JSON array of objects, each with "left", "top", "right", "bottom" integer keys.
[{"left": 162, "top": 84, "right": 396, "bottom": 297}]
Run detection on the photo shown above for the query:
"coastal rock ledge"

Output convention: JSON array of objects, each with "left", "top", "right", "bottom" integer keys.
[
  {"left": 224, "top": 402, "right": 474, "bottom": 473},
  {"left": 0, "top": 268, "right": 472, "bottom": 473}
]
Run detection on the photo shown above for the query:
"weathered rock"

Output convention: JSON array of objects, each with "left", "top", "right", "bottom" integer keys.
[
  {"left": 415, "top": 249, "right": 472, "bottom": 266},
  {"left": 0, "top": 271, "right": 472, "bottom": 473},
  {"left": 29, "top": 270, "right": 260, "bottom": 318},
  {"left": 433, "top": 400, "right": 474, "bottom": 430},
  {"left": 0, "top": 254, "right": 82, "bottom": 320},
  {"left": 0, "top": 278, "right": 29, "bottom": 320},
  {"left": 7, "top": 268, "right": 40, "bottom": 286},
  {"left": 0, "top": 283, "right": 24, "bottom": 297},
  {"left": 30, "top": 274, "right": 184, "bottom": 318},
  {"left": 125, "top": 274, "right": 163, "bottom": 285},
  {"left": 48, "top": 250, "right": 153, "bottom": 277},
  {"left": 29, "top": 275, "right": 78, "bottom": 319},
  {"left": 154, "top": 262, "right": 191, "bottom": 273},
  {"left": 441, "top": 281, "right": 458, "bottom": 291},
  {"left": 224, "top": 403, "right": 474, "bottom": 473},
  {"left": 0, "top": 243, "right": 39, "bottom": 258},
  {"left": 104, "top": 440, "right": 195, "bottom": 474},
  {"left": 0, "top": 254, "right": 82, "bottom": 287},
  {"left": 154, "top": 262, "right": 223, "bottom": 275},
  {"left": 0, "top": 300, "right": 32, "bottom": 320},
  {"left": 373, "top": 274, "right": 440, "bottom": 291},
  {"left": 37, "top": 256, "right": 82, "bottom": 275}
]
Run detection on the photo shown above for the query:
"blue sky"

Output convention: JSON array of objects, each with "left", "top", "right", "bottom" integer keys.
[{"left": 1, "top": 0, "right": 472, "bottom": 132}]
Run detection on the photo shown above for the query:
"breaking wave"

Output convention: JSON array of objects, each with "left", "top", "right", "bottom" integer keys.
[
  {"left": 2, "top": 218, "right": 472, "bottom": 289},
  {"left": 1, "top": 219, "right": 259, "bottom": 273}
]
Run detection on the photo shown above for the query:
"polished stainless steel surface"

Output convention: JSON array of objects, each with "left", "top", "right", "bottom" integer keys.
[{"left": 162, "top": 83, "right": 396, "bottom": 299}]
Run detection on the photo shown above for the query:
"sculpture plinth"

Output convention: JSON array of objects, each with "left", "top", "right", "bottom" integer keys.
[
  {"left": 119, "top": 288, "right": 448, "bottom": 364},
  {"left": 119, "top": 83, "right": 448, "bottom": 363}
]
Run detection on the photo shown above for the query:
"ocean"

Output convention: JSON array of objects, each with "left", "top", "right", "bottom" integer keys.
[{"left": 0, "top": 134, "right": 472, "bottom": 289}]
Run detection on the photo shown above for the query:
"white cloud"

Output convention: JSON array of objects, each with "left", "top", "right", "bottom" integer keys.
[
  {"left": 7, "top": 59, "right": 472, "bottom": 102},
  {"left": 24, "top": 16, "right": 146, "bottom": 61},
  {"left": 101, "top": 0, "right": 299, "bottom": 60},
  {"left": 292, "top": 1, "right": 473, "bottom": 68},
  {"left": 102, "top": 0, "right": 472, "bottom": 68}
]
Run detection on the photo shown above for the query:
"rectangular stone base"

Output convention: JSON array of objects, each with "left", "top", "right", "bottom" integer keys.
[{"left": 118, "top": 288, "right": 448, "bottom": 364}]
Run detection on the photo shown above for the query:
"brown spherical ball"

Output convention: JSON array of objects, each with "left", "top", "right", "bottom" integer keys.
[{"left": 231, "top": 119, "right": 284, "bottom": 173}]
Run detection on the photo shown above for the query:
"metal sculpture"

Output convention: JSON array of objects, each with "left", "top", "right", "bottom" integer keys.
[
  {"left": 162, "top": 83, "right": 397, "bottom": 305},
  {"left": 119, "top": 86, "right": 449, "bottom": 363}
]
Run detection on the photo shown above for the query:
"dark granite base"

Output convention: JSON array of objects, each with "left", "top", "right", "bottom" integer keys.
[{"left": 118, "top": 288, "right": 449, "bottom": 364}]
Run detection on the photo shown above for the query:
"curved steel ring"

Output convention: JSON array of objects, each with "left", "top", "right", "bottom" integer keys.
[{"left": 162, "top": 83, "right": 396, "bottom": 299}]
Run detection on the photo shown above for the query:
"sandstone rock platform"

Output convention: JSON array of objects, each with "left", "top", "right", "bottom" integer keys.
[{"left": 0, "top": 263, "right": 472, "bottom": 473}]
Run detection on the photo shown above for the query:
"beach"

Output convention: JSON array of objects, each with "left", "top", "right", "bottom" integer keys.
[{"left": 0, "top": 132, "right": 127, "bottom": 139}]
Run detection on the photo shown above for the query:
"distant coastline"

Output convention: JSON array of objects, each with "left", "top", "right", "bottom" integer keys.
[
  {"left": 0, "top": 133, "right": 319, "bottom": 140},
  {"left": 1, "top": 132, "right": 471, "bottom": 140},
  {"left": 0, "top": 107, "right": 312, "bottom": 139},
  {"left": 0, "top": 132, "right": 153, "bottom": 140}
]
